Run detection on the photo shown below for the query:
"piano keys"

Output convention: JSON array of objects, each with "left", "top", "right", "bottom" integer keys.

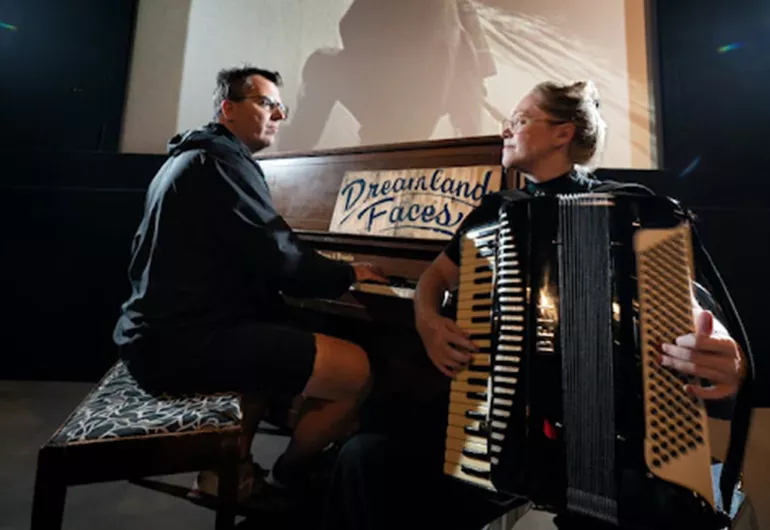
[
  {"left": 281, "top": 231, "right": 444, "bottom": 328},
  {"left": 353, "top": 281, "right": 415, "bottom": 299}
]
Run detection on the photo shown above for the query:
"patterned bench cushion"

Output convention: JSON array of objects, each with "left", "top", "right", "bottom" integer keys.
[{"left": 49, "top": 361, "right": 242, "bottom": 446}]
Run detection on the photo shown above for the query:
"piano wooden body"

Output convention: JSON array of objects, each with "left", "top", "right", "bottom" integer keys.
[{"left": 258, "top": 135, "right": 513, "bottom": 406}]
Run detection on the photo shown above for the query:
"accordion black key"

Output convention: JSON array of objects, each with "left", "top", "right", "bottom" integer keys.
[{"left": 443, "top": 193, "right": 731, "bottom": 529}]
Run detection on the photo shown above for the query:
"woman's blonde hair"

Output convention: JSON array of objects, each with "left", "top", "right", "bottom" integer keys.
[{"left": 531, "top": 80, "right": 607, "bottom": 169}]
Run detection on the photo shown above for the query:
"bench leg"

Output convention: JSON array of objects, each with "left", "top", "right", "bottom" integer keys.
[
  {"left": 30, "top": 449, "right": 67, "bottom": 530},
  {"left": 215, "top": 437, "right": 240, "bottom": 530}
]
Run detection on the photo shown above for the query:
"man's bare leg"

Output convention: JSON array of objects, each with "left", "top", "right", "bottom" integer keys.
[{"left": 271, "top": 333, "right": 371, "bottom": 483}]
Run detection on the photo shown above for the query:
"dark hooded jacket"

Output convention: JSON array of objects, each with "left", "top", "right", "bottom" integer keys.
[{"left": 113, "top": 123, "right": 355, "bottom": 347}]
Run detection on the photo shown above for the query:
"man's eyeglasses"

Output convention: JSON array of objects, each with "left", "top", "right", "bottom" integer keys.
[{"left": 235, "top": 94, "right": 289, "bottom": 118}]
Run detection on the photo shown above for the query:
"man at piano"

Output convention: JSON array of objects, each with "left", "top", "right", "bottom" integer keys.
[
  {"left": 320, "top": 80, "right": 749, "bottom": 529},
  {"left": 112, "top": 65, "right": 388, "bottom": 500}
]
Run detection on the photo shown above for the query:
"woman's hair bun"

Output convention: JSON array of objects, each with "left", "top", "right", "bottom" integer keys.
[{"left": 568, "top": 80, "right": 600, "bottom": 109}]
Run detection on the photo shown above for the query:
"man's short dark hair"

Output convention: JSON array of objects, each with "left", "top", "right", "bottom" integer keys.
[{"left": 213, "top": 65, "right": 283, "bottom": 117}]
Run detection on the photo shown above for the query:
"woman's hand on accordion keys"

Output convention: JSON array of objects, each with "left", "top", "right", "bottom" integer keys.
[
  {"left": 660, "top": 310, "right": 747, "bottom": 400},
  {"left": 416, "top": 314, "right": 479, "bottom": 378}
]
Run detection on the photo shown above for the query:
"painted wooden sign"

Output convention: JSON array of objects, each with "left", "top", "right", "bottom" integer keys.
[{"left": 328, "top": 165, "right": 502, "bottom": 239}]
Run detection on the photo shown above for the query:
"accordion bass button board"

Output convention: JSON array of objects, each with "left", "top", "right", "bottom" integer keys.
[{"left": 634, "top": 223, "right": 714, "bottom": 506}]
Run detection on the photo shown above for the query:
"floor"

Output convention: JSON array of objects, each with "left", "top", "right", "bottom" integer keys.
[{"left": 0, "top": 380, "right": 767, "bottom": 530}]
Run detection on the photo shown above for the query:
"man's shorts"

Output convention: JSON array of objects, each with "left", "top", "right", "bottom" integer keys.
[{"left": 120, "top": 320, "right": 318, "bottom": 400}]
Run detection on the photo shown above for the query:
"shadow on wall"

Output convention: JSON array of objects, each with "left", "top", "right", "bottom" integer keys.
[
  {"left": 278, "top": 0, "right": 653, "bottom": 164},
  {"left": 277, "top": 0, "right": 497, "bottom": 151}
]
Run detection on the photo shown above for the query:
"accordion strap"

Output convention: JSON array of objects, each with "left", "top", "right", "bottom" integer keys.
[{"left": 688, "top": 218, "right": 755, "bottom": 513}]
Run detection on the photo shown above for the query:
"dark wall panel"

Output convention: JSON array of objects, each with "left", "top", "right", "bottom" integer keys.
[
  {"left": 0, "top": 0, "right": 138, "bottom": 151},
  {"left": 655, "top": 0, "right": 770, "bottom": 173},
  {"left": 1, "top": 153, "right": 164, "bottom": 382}
]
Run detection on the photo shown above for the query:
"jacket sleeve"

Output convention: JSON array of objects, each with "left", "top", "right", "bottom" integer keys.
[{"left": 205, "top": 155, "right": 356, "bottom": 299}]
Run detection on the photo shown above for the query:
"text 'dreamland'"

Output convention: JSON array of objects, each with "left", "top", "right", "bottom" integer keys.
[{"left": 328, "top": 166, "right": 501, "bottom": 239}]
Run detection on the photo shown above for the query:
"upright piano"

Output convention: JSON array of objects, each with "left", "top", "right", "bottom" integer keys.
[{"left": 259, "top": 135, "right": 513, "bottom": 410}]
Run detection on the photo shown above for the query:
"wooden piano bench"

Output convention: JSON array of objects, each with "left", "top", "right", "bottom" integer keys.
[{"left": 29, "top": 360, "right": 245, "bottom": 530}]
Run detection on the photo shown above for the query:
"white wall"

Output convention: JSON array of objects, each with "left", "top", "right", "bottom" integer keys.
[
  {"left": 121, "top": 0, "right": 656, "bottom": 169},
  {"left": 120, "top": 0, "right": 192, "bottom": 155}
]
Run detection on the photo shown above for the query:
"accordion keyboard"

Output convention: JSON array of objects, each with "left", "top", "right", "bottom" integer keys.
[
  {"left": 444, "top": 223, "right": 499, "bottom": 490},
  {"left": 487, "top": 220, "right": 525, "bottom": 463}
]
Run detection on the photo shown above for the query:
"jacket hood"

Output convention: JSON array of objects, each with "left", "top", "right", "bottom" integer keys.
[{"left": 167, "top": 122, "right": 252, "bottom": 160}]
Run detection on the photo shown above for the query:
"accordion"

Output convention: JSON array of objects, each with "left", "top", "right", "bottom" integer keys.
[{"left": 443, "top": 193, "right": 730, "bottom": 529}]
